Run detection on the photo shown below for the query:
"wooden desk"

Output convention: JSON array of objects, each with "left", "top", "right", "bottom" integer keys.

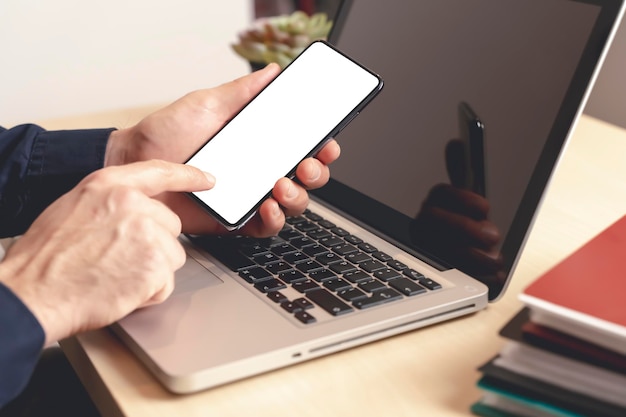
[{"left": 41, "top": 111, "right": 626, "bottom": 417}]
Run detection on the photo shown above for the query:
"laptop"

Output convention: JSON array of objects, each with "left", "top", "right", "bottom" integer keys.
[{"left": 112, "top": 0, "right": 625, "bottom": 394}]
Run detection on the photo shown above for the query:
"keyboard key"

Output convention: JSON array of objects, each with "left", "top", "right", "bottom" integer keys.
[
  {"left": 358, "top": 278, "right": 387, "bottom": 293},
  {"left": 388, "top": 278, "right": 427, "bottom": 296},
  {"left": 308, "top": 229, "right": 332, "bottom": 240},
  {"left": 292, "top": 279, "right": 320, "bottom": 293},
  {"left": 373, "top": 268, "right": 402, "bottom": 282},
  {"left": 306, "top": 289, "right": 354, "bottom": 316},
  {"left": 319, "top": 236, "right": 344, "bottom": 247},
  {"left": 372, "top": 251, "right": 393, "bottom": 262},
  {"left": 254, "top": 278, "right": 287, "bottom": 293},
  {"left": 281, "top": 301, "right": 303, "bottom": 313},
  {"left": 304, "top": 212, "right": 324, "bottom": 222},
  {"left": 309, "top": 269, "right": 336, "bottom": 282},
  {"left": 345, "top": 251, "right": 371, "bottom": 264},
  {"left": 296, "top": 259, "right": 324, "bottom": 274},
  {"left": 353, "top": 288, "right": 403, "bottom": 309},
  {"left": 324, "top": 278, "right": 352, "bottom": 292},
  {"left": 387, "top": 260, "right": 408, "bottom": 271},
  {"left": 344, "top": 235, "right": 363, "bottom": 245},
  {"left": 239, "top": 266, "right": 272, "bottom": 283},
  {"left": 404, "top": 268, "right": 425, "bottom": 280},
  {"left": 295, "top": 310, "right": 317, "bottom": 324},
  {"left": 331, "top": 227, "right": 349, "bottom": 237},
  {"left": 253, "top": 252, "right": 280, "bottom": 265},
  {"left": 267, "top": 291, "right": 288, "bottom": 303},
  {"left": 403, "top": 269, "right": 441, "bottom": 289},
  {"left": 279, "top": 269, "right": 306, "bottom": 283},
  {"left": 279, "top": 228, "right": 302, "bottom": 241},
  {"left": 357, "top": 242, "right": 378, "bottom": 253},
  {"left": 265, "top": 261, "right": 292, "bottom": 275},
  {"left": 329, "top": 261, "right": 357, "bottom": 275},
  {"left": 296, "top": 221, "right": 319, "bottom": 233},
  {"left": 286, "top": 216, "right": 307, "bottom": 225},
  {"left": 337, "top": 287, "right": 368, "bottom": 302},
  {"left": 293, "top": 297, "right": 315, "bottom": 310},
  {"left": 283, "top": 251, "right": 309, "bottom": 264},
  {"left": 332, "top": 243, "right": 358, "bottom": 256},
  {"left": 417, "top": 277, "right": 442, "bottom": 290},
  {"left": 303, "top": 244, "right": 329, "bottom": 257},
  {"left": 343, "top": 270, "right": 371, "bottom": 283},
  {"left": 360, "top": 259, "right": 387, "bottom": 273},
  {"left": 318, "top": 219, "right": 336, "bottom": 229},
  {"left": 291, "top": 236, "right": 315, "bottom": 248},
  {"left": 271, "top": 243, "right": 298, "bottom": 256},
  {"left": 240, "top": 243, "right": 269, "bottom": 257},
  {"left": 316, "top": 252, "right": 342, "bottom": 265}
]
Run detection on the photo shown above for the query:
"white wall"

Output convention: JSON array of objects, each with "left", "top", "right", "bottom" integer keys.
[
  {"left": 3, "top": 1, "right": 623, "bottom": 130},
  {"left": 0, "top": 1, "right": 253, "bottom": 126},
  {"left": 585, "top": 14, "right": 626, "bottom": 129}
]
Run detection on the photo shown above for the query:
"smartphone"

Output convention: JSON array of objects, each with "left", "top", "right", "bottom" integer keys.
[
  {"left": 185, "top": 40, "right": 384, "bottom": 230},
  {"left": 458, "top": 101, "right": 487, "bottom": 197}
]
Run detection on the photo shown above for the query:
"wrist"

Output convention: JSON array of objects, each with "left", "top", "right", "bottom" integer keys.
[{"left": 104, "top": 127, "right": 133, "bottom": 167}]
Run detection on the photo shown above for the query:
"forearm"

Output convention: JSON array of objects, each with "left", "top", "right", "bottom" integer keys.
[{"left": 0, "top": 125, "right": 114, "bottom": 237}]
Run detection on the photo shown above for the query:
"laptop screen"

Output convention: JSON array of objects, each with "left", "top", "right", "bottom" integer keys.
[{"left": 316, "top": 0, "right": 623, "bottom": 300}]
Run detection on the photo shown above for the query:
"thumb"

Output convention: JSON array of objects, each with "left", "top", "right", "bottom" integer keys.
[
  {"left": 236, "top": 62, "right": 281, "bottom": 93},
  {"left": 213, "top": 63, "right": 281, "bottom": 111}
]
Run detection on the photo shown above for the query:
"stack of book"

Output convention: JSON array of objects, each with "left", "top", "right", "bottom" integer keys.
[{"left": 472, "top": 215, "right": 626, "bottom": 417}]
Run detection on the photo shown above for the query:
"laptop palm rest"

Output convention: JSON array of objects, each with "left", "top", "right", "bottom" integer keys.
[{"left": 171, "top": 255, "right": 223, "bottom": 296}]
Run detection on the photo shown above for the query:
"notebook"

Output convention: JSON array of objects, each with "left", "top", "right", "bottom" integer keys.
[
  {"left": 111, "top": 0, "right": 626, "bottom": 393},
  {"left": 519, "top": 214, "right": 626, "bottom": 354}
]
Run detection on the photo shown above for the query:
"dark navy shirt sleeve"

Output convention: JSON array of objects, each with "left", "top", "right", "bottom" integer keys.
[
  {"left": 0, "top": 124, "right": 114, "bottom": 407},
  {"left": 0, "top": 283, "right": 45, "bottom": 408},
  {"left": 0, "top": 124, "right": 114, "bottom": 238}
]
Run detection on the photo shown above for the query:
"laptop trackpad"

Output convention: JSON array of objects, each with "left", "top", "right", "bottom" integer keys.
[{"left": 172, "top": 255, "right": 223, "bottom": 296}]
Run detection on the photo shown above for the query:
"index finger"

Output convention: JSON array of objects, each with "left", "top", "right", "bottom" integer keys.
[{"left": 95, "top": 159, "right": 215, "bottom": 197}]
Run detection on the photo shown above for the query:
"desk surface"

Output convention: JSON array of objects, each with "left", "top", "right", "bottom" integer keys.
[{"left": 43, "top": 111, "right": 626, "bottom": 417}]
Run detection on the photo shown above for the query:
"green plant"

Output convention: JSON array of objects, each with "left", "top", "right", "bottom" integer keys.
[{"left": 232, "top": 11, "right": 333, "bottom": 69}]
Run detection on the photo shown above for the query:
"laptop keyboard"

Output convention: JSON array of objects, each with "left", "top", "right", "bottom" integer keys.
[{"left": 188, "top": 209, "right": 441, "bottom": 325}]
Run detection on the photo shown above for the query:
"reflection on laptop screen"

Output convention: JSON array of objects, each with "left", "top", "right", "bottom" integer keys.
[{"left": 317, "top": 0, "right": 619, "bottom": 299}]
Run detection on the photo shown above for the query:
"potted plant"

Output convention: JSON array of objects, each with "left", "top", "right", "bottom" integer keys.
[{"left": 231, "top": 10, "right": 333, "bottom": 71}]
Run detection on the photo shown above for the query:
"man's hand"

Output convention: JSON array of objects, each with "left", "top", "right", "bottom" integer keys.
[
  {"left": 0, "top": 160, "right": 214, "bottom": 345},
  {"left": 105, "top": 64, "right": 340, "bottom": 237}
]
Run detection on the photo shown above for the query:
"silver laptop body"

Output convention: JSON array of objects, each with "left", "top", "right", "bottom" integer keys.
[{"left": 112, "top": 0, "right": 625, "bottom": 394}]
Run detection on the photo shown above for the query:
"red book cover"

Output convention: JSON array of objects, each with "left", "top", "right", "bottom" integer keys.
[{"left": 519, "top": 215, "right": 626, "bottom": 353}]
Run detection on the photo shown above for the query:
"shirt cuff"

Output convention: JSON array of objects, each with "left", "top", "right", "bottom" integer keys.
[{"left": 27, "top": 128, "right": 114, "bottom": 178}]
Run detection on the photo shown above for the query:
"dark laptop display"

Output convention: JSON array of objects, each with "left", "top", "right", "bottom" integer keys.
[{"left": 317, "top": 0, "right": 623, "bottom": 300}]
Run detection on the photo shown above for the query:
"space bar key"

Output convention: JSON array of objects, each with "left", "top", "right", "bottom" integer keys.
[{"left": 306, "top": 289, "right": 354, "bottom": 316}]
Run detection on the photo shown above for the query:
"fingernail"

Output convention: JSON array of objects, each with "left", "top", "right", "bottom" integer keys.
[
  {"left": 286, "top": 181, "right": 298, "bottom": 199},
  {"left": 272, "top": 203, "right": 282, "bottom": 218},
  {"left": 203, "top": 171, "right": 216, "bottom": 185},
  {"left": 309, "top": 164, "right": 321, "bottom": 182}
]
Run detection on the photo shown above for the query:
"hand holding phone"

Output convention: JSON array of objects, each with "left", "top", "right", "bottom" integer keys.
[{"left": 185, "top": 41, "right": 383, "bottom": 230}]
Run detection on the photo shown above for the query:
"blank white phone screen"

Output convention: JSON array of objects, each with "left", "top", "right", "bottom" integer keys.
[{"left": 186, "top": 41, "right": 382, "bottom": 228}]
